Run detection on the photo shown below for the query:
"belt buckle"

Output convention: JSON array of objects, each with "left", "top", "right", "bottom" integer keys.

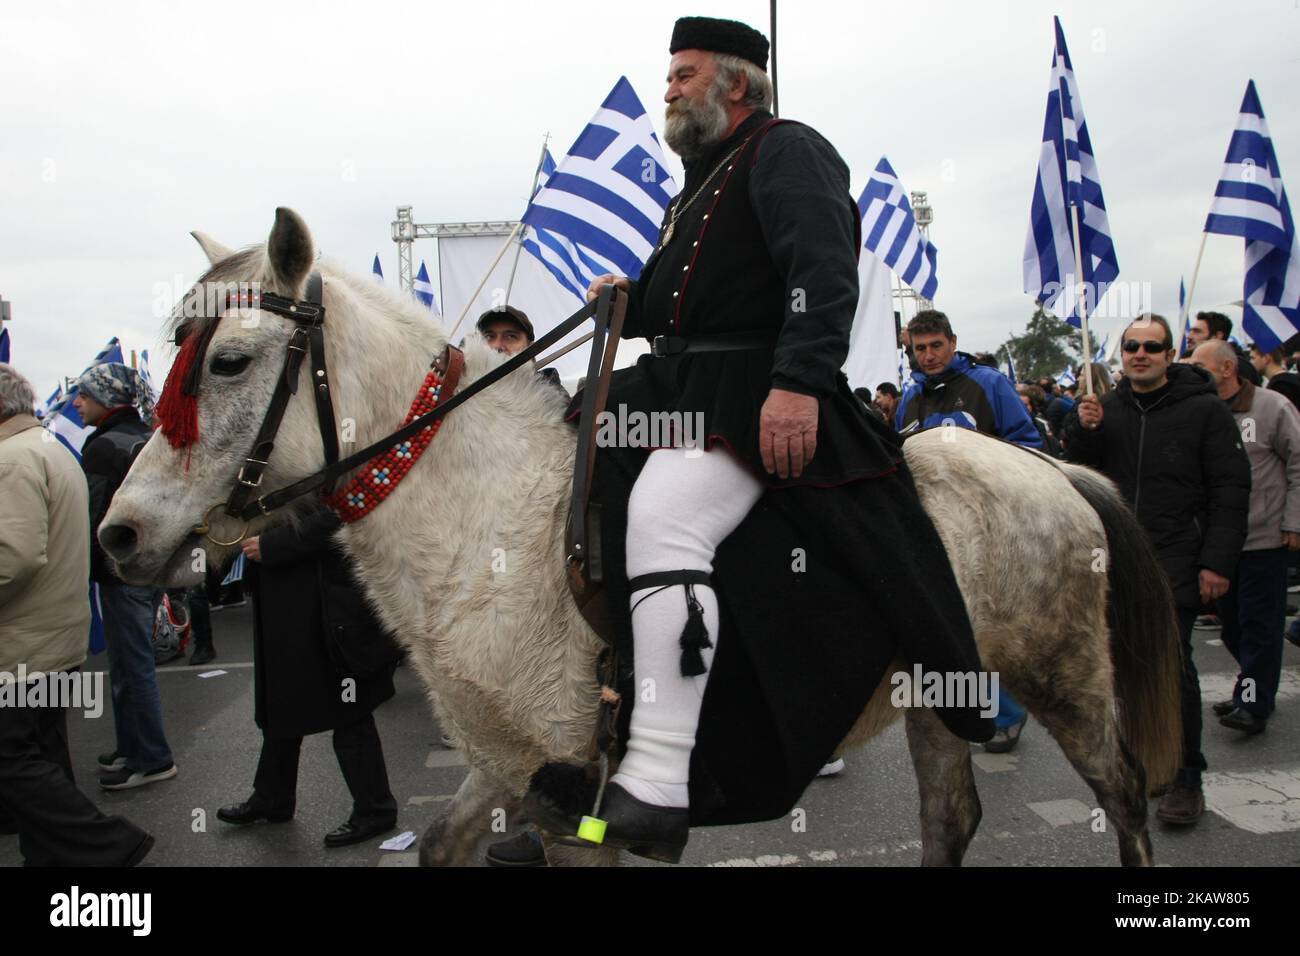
[{"left": 651, "top": 335, "right": 683, "bottom": 358}]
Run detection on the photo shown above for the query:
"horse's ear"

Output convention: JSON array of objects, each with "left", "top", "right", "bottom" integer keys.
[
  {"left": 266, "top": 207, "right": 315, "bottom": 296},
  {"left": 191, "top": 231, "right": 234, "bottom": 266}
]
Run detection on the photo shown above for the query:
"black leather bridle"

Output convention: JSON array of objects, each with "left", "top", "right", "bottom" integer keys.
[{"left": 189, "top": 275, "right": 625, "bottom": 554}]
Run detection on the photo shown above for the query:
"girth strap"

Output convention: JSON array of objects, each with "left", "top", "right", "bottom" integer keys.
[{"left": 627, "top": 569, "right": 715, "bottom": 678}]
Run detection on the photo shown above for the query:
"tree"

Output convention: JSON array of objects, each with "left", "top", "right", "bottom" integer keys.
[{"left": 999, "top": 305, "right": 1084, "bottom": 382}]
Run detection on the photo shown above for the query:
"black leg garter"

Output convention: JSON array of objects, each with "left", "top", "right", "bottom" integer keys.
[{"left": 627, "top": 570, "right": 714, "bottom": 678}]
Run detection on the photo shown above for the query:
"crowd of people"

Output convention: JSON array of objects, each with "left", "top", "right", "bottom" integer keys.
[{"left": 856, "top": 306, "right": 1300, "bottom": 825}]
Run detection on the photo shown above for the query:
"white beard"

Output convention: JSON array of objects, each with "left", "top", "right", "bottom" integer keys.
[{"left": 664, "top": 88, "right": 729, "bottom": 160}]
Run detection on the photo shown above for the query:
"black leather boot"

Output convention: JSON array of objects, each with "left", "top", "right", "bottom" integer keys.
[{"left": 524, "top": 767, "right": 688, "bottom": 864}]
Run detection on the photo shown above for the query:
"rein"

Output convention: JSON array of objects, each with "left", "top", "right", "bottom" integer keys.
[{"left": 188, "top": 278, "right": 626, "bottom": 550}]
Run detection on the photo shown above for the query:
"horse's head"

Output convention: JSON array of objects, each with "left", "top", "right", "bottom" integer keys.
[{"left": 103, "top": 207, "right": 349, "bottom": 586}]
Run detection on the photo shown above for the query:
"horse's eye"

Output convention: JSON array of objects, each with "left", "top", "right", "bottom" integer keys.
[{"left": 209, "top": 353, "right": 251, "bottom": 376}]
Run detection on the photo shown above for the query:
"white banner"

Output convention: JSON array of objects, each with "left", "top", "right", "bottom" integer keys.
[
  {"left": 437, "top": 235, "right": 647, "bottom": 384},
  {"left": 843, "top": 251, "right": 901, "bottom": 393}
]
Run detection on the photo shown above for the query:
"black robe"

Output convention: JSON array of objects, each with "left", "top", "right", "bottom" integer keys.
[{"left": 582, "top": 111, "right": 994, "bottom": 827}]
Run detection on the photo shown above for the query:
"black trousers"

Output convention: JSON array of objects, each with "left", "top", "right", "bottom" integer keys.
[
  {"left": 1218, "top": 547, "right": 1288, "bottom": 718},
  {"left": 1175, "top": 606, "right": 1207, "bottom": 785},
  {"left": 0, "top": 686, "right": 150, "bottom": 866},
  {"left": 252, "top": 713, "right": 397, "bottom": 824}
]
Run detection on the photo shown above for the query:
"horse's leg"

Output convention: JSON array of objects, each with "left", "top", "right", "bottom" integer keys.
[
  {"left": 904, "top": 707, "right": 981, "bottom": 866},
  {"left": 1028, "top": 678, "right": 1154, "bottom": 867},
  {"left": 418, "top": 768, "right": 517, "bottom": 867}
]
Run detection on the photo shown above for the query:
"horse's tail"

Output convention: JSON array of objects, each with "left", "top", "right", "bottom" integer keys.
[{"left": 1060, "top": 463, "right": 1183, "bottom": 790}]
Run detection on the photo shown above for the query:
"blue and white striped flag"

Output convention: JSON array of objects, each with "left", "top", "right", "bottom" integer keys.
[
  {"left": 521, "top": 77, "right": 677, "bottom": 302},
  {"left": 45, "top": 336, "right": 125, "bottom": 456},
  {"left": 138, "top": 349, "right": 158, "bottom": 406},
  {"left": 535, "top": 148, "right": 558, "bottom": 198},
  {"left": 1203, "top": 80, "right": 1300, "bottom": 352},
  {"left": 1024, "top": 16, "right": 1120, "bottom": 325},
  {"left": 1092, "top": 332, "right": 1108, "bottom": 364},
  {"left": 0, "top": 326, "right": 10, "bottom": 364},
  {"left": 1177, "top": 278, "right": 1191, "bottom": 356},
  {"left": 222, "top": 552, "right": 247, "bottom": 585},
  {"left": 1004, "top": 350, "right": 1017, "bottom": 384},
  {"left": 37, "top": 385, "right": 63, "bottom": 420},
  {"left": 1056, "top": 365, "right": 1077, "bottom": 388},
  {"left": 372, "top": 255, "right": 384, "bottom": 284},
  {"left": 413, "top": 261, "right": 439, "bottom": 313},
  {"left": 858, "top": 157, "right": 938, "bottom": 299}
]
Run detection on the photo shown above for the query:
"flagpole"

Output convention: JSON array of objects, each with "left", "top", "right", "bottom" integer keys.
[
  {"left": 536, "top": 330, "right": 595, "bottom": 369},
  {"left": 1070, "top": 204, "right": 1095, "bottom": 396},
  {"left": 1176, "top": 232, "right": 1209, "bottom": 354},
  {"left": 447, "top": 221, "right": 524, "bottom": 341},
  {"left": 505, "top": 134, "right": 551, "bottom": 305}
]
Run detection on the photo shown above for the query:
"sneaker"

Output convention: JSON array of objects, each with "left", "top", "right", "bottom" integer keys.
[
  {"left": 817, "top": 758, "right": 846, "bottom": 777},
  {"left": 1219, "top": 707, "right": 1267, "bottom": 735},
  {"left": 983, "top": 714, "right": 1028, "bottom": 754},
  {"left": 1211, "top": 699, "right": 1237, "bottom": 717},
  {"left": 1193, "top": 614, "right": 1220, "bottom": 629},
  {"left": 97, "top": 751, "right": 127, "bottom": 772},
  {"left": 99, "top": 763, "right": 178, "bottom": 791}
]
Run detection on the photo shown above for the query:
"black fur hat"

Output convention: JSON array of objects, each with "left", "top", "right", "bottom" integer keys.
[{"left": 670, "top": 16, "right": 769, "bottom": 72}]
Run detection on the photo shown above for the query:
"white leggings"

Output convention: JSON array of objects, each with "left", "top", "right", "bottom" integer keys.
[{"left": 612, "top": 446, "right": 764, "bottom": 807}]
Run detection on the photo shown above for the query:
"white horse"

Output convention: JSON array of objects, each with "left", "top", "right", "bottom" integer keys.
[{"left": 104, "top": 208, "right": 1184, "bottom": 866}]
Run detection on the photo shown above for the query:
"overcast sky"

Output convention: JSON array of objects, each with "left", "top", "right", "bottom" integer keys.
[{"left": 2, "top": 0, "right": 1298, "bottom": 395}]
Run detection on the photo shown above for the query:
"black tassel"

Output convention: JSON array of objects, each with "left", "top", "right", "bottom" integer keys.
[{"left": 679, "top": 583, "right": 712, "bottom": 677}]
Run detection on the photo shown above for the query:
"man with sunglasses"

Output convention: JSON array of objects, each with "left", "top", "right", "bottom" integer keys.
[{"left": 1065, "top": 314, "right": 1250, "bottom": 826}]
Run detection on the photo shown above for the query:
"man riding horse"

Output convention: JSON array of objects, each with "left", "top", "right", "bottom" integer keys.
[{"left": 525, "top": 15, "right": 994, "bottom": 862}]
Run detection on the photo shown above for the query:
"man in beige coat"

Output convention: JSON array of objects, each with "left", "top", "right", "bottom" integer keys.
[{"left": 0, "top": 363, "right": 153, "bottom": 865}]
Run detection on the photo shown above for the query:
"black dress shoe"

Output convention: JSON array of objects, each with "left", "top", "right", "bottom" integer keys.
[
  {"left": 485, "top": 829, "right": 547, "bottom": 867},
  {"left": 323, "top": 817, "right": 396, "bottom": 848},
  {"left": 1219, "top": 707, "right": 1267, "bottom": 735},
  {"left": 189, "top": 643, "right": 216, "bottom": 666},
  {"left": 524, "top": 777, "right": 688, "bottom": 863},
  {"left": 1211, "top": 698, "right": 1237, "bottom": 717},
  {"left": 216, "top": 800, "right": 293, "bottom": 825}
]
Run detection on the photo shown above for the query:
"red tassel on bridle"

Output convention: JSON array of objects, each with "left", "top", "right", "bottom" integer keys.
[{"left": 156, "top": 320, "right": 218, "bottom": 455}]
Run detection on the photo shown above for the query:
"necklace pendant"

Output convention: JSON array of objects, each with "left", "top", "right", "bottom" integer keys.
[{"left": 659, "top": 220, "right": 675, "bottom": 250}]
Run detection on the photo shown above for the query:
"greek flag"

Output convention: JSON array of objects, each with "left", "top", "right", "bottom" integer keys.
[
  {"left": 138, "top": 349, "right": 158, "bottom": 405},
  {"left": 1177, "top": 278, "right": 1191, "bottom": 356},
  {"left": 521, "top": 76, "right": 677, "bottom": 302},
  {"left": 1203, "top": 80, "right": 1300, "bottom": 352},
  {"left": 1004, "top": 350, "right": 1017, "bottom": 384},
  {"left": 45, "top": 336, "right": 124, "bottom": 456},
  {"left": 0, "top": 326, "right": 9, "bottom": 364},
  {"left": 1023, "top": 16, "right": 1120, "bottom": 325},
  {"left": 535, "top": 148, "right": 557, "bottom": 197},
  {"left": 413, "top": 261, "right": 439, "bottom": 313},
  {"left": 372, "top": 255, "right": 384, "bottom": 283},
  {"left": 37, "top": 385, "right": 63, "bottom": 420},
  {"left": 858, "top": 157, "right": 938, "bottom": 299},
  {"left": 222, "top": 552, "right": 247, "bottom": 585},
  {"left": 1056, "top": 365, "right": 1077, "bottom": 388},
  {"left": 1092, "top": 332, "right": 1108, "bottom": 364}
]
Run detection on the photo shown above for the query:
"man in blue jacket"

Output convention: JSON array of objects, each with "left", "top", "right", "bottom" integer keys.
[
  {"left": 896, "top": 309, "right": 1041, "bottom": 752},
  {"left": 896, "top": 311, "right": 1043, "bottom": 449}
]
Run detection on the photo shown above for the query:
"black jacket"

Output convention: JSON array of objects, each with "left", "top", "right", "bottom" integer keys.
[
  {"left": 1062, "top": 364, "right": 1251, "bottom": 608},
  {"left": 247, "top": 509, "right": 400, "bottom": 738},
  {"left": 80, "top": 407, "right": 151, "bottom": 585}
]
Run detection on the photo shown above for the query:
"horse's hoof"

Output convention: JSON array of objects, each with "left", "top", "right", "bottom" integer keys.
[{"left": 417, "top": 824, "right": 443, "bottom": 867}]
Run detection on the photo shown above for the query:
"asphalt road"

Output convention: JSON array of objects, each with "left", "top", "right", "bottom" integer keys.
[{"left": 3, "top": 600, "right": 1298, "bottom": 868}]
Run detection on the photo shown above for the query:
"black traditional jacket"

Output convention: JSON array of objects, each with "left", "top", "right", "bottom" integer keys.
[{"left": 609, "top": 109, "right": 901, "bottom": 487}]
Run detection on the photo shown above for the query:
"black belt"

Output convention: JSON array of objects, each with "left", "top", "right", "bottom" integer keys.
[{"left": 649, "top": 332, "right": 776, "bottom": 357}]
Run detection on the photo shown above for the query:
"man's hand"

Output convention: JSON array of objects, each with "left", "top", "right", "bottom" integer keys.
[
  {"left": 1199, "top": 568, "right": 1230, "bottom": 604},
  {"left": 1285, "top": 532, "right": 1300, "bottom": 551},
  {"left": 586, "top": 274, "right": 631, "bottom": 303},
  {"left": 760, "top": 388, "right": 819, "bottom": 479},
  {"left": 242, "top": 536, "right": 262, "bottom": 562},
  {"left": 1077, "top": 393, "right": 1104, "bottom": 430}
]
